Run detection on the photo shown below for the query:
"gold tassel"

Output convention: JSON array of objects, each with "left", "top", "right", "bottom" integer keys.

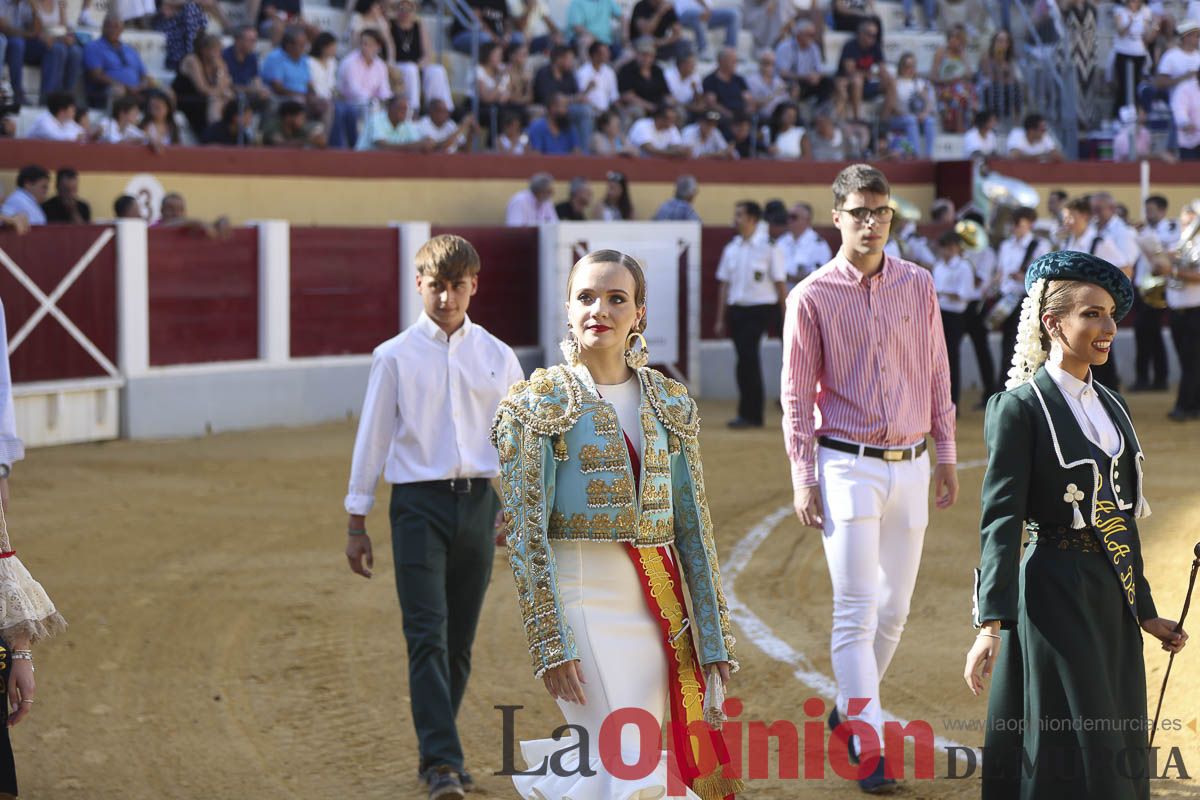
[
  {"left": 694, "top": 769, "right": 745, "bottom": 800},
  {"left": 668, "top": 433, "right": 681, "bottom": 455},
  {"left": 553, "top": 433, "right": 568, "bottom": 462}
]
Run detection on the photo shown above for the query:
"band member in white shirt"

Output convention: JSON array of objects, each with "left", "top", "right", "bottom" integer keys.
[
  {"left": 784, "top": 201, "right": 833, "bottom": 284},
  {"left": 715, "top": 199, "right": 787, "bottom": 428},
  {"left": 994, "top": 207, "right": 1050, "bottom": 388},
  {"left": 343, "top": 235, "right": 524, "bottom": 800},
  {"left": 960, "top": 215, "right": 999, "bottom": 404},
  {"left": 1131, "top": 194, "right": 1174, "bottom": 391},
  {"left": 933, "top": 230, "right": 976, "bottom": 407}
]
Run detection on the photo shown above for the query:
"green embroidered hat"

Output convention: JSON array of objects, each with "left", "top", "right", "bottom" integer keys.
[{"left": 1025, "top": 249, "right": 1134, "bottom": 321}]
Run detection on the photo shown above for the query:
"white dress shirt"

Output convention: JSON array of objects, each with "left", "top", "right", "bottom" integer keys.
[
  {"left": 968, "top": 246, "right": 998, "bottom": 300},
  {"left": 1046, "top": 360, "right": 1120, "bottom": 457},
  {"left": 576, "top": 61, "right": 619, "bottom": 112},
  {"left": 1062, "top": 226, "right": 1128, "bottom": 274},
  {"left": 962, "top": 126, "right": 997, "bottom": 157},
  {"left": 933, "top": 255, "right": 975, "bottom": 313},
  {"left": 1152, "top": 218, "right": 1180, "bottom": 249},
  {"left": 25, "top": 110, "right": 85, "bottom": 142},
  {"left": 663, "top": 64, "right": 703, "bottom": 106},
  {"left": 716, "top": 234, "right": 786, "bottom": 306},
  {"left": 997, "top": 232, "right": 1050, "bottom": 296},
  {"left": 1005, "top": 128, "right": 1059, "bottom": 158},
  {"left": 344, "top": 313, "right": 525, "bottom": 515},
  {"left": 628, "top": 117, "right": 683, "bottom": 152},
  {"left": 505, "top": 189, "right": 558, "bottom": 226},
  {"left": 784, "top": 227, "right": 832, "bottom": 281},
  {"left": 0, "top": 298, "right": 25, "bottom": 468}
]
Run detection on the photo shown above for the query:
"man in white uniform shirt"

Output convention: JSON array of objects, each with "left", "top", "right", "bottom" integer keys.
[
  {"left": 784, "top": 201, "right": 833, "bottom": 283},
  {"left": 994, "top": 207, "right": 1050, "bottom": 388},
  {"left": 1145, "top": 194, "right": 1180, "bottom": 248},
  {"left": 715, "top": 200, "right": 787, "bottom": 428},
  {"left": 343, "top": 235, "right": 524, "bottom": 800},
  {"left": 1060, "top": 195, "right": 1128, "bottom": 389},
  {"left": 1128, "top": 194, "right": 1173, "bottom": 391},
  {"left": 1167, "top": 224, "right": 1200, "bottom": 421}
]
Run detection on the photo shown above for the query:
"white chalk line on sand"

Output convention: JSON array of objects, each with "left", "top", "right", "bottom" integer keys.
[{"left": 722, "top": 458, "right": 990, "bottom": 761}]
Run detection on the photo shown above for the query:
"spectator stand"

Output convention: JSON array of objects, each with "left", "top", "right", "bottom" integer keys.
[{"left": 997, "top": 0, "right": 1080, "bottom": 158}]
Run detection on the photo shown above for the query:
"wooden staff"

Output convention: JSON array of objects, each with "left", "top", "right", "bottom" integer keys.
[{"left": 1149, "top": 542, "right": 1200, "bottom": 750}]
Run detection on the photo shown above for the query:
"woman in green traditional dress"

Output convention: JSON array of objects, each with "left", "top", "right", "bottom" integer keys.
[{"left": 964, "top": 250, "right": 1187, "bottom": 800}]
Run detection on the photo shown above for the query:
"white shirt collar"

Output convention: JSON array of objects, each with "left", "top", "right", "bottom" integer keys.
[
  {"left": 1045, "top": 359, "right": 1094, "bottom": 401},
  {"left": 416, "top": 311, "right": 472, "bottom": 344}
]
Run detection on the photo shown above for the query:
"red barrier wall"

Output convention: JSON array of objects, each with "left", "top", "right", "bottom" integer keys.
[
  {"left": 290, "top": 227, "right": 400, "bottom": 357},
  {"left": 0, "top": 226, "right": 117, "bottom": 383},
  {"left": 431, "top": 226, "right": 539, "bottom": 347},
  {"left": 148, "top": 227, "right": 259, "bottom": 366}
]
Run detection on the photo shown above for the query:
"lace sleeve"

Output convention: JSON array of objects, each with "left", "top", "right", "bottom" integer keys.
[{"left": 0, "top": 504, "right": 66, "bottom": 644}]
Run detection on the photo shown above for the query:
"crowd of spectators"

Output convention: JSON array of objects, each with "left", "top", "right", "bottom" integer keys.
[{"left": 2, "top": 0, "right": 1200, "bottom": 159}]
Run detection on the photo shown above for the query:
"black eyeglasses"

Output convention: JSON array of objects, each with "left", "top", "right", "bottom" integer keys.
[{"left": 837, "top": 205, "right": 894, "bottom": 223}]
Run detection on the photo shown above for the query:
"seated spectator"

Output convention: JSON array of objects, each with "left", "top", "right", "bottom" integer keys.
[
  {"left": 201, "top": 98, "right": 255, "bottom": 145},
  {"left": 775, "top": 21, "right": 833, "bottom": 106},
  {"left": 476, "top": 41, "right": 523, "bottom": 139},
  {"left": 42, "top": 168, "right": 91, "bottom": 224},
  {"left": 174, "top": 34, "right": 234, "bottom": 141},
  {"left": 347, "top": 0, "right": 393, "bottom": 61},
  {"left": 768, "top": 102, "right": 808, "bottom": 158},
  {"left": 158, "top": 191, "right": 231, "bottom": 239},
  {"left": 533, "top": 44, "right": 594, "bottom": 151},
  {"left": 505, "top": 172, "right": 557, "bottom": 225},
  {"left": 83, "top": 13, "right": 158, "bottom": 109},
  {"left": 808, "top": 108, "right": 849, "bottom": 160},
  {"left": 1113, "top": 105, "right": 1155, "bottom": 161},
  {"left": 590, "top": 109, "right": 635, "bottom": 155},
  {"left": 514, "top": 0, "right": 565, "bottom": 54},
  {"left": 389, "top": 0, "right": 454, "bottom": 112},
  {"left": 20, "top": 0, "right": 84, "bottom": 106},
  {"left": 976, "top": 29, "right": 1022, "bottom": 122},
  {"left": 683, "top": 109, "right": 734, "bottom": 158},
  {"left": 113, "top": 194, "right": 142, "bottom": 219},
  {"left": 903, "top": 0, "right": 936, "bottom": 31},
  {"left": 618, "top": 37, "right": 670, "bottom": 117},
  {"left": 1154, "top": 20, "right": 1200, "bottom": 103},
  {"left": 664, "top": 47, "right": 706, "bottom": 117},
  {"left": 891, "top": 51, "right": 938, "bottom": 158},
  {"left": 256, "top": 0, "right": 315, "bottom": 46},
  {"left": 629, "top": 0, "right": 682, "bottom": 60},
  {"left": 747, "top": 49, "right": 790, "bottom": 117},
  {"left": 451, "top": 0, "right": 522, "bottom": 54},
  {"left": 0, "top": 0, "right": 35, "bottom": 106},
  {"left": 1111, "top": 0, "right": 1155, "bottom": 117},
  {"left": 262, "top": 27, "right": 325, "bottom": 119},
  {"left": 930, "top": 24, "right": 976, "bottom": 132},
  {"left": 223, "top": 25, "right": 271, "bottom": 105},
  {"left": 337, "top": 29, "right": 392, "bottom": 106},
  {"left": 596, "top": 169, "right": 633, "bottom": 219},
  {"left": 0, "top": 166, "right": 49, "bottom": 226},
  {"left": 140, "top": 89, "right": 183, "bottom": 147},
  {"left": 962, "top": 109, "right": 997, "bottom": 158},
  {"left": 674, "top": 0, "right": 740, "bottom": 58},
  {"left": 703, "top": 47, "right": 753, "bottom": 120},
  {"left": 576, "top": 41, "right": 618, "bottom": 114},
  {"left": 555, "top": 176, "right": 592, "bottom": 220},
  {"left": 832, "top": 0, "right": 882, "bottom": 38},
  {"left": 565, "top": 0, "right": 623, "bottom": 55},
  {"left": 25, "top": 91, "right": 86, "bottom": 141},
  {"left": 157, "top": 0, "right": 224, "bottom": 73},
  {"left": 1005, "top": 112, "right": 1062, "bottom": 161},
  {"left": 506, "top": 42, "right": 533, "bottom": 105},
  {"left": 415, "top": 99, "right": 477, "bottom": 153},
  {"left": 729, "top": 110, "right": 755, "bottom": 157},
  {"left": 628, "top": 103, "right": 688, "bottom": 157},
  {"left": 1172, "top": 72, "right": 1200, "bottom": 160},
  {"left": 262, "top": 99, "right": 327, "bottom": 147},
  {"left": 496, "top": 111, "right": 528, "bottom": 153},
  {"left": 652, "top": 174, "right": 700, "bottom": 221},
  {"left": 355, "top": 95, "right": 423, "bottom": 150},
  {"left": 307, "top": 31, "right": 338, "bottom": 104},
  {"left": 836, "top": 19, "right": 894, "bottom": 121},
  {"left": 527, "top": 93, "right": 580, "bottom": 154},
  {"left": 99, "top": 95, "right": 150, "bottom": 144}
]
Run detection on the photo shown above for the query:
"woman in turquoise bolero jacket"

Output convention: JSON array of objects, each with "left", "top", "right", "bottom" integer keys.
[
  {"left": 492, "top": 249, "right": 740, "bottom": 800},
  {"left": 964, "top": 250, "right": 1187, "bottom": 800}
]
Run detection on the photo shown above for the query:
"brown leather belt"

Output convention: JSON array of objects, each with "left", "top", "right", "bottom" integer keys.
[{"left": 818, "top": 436, "right": 928, "bottom": 462}]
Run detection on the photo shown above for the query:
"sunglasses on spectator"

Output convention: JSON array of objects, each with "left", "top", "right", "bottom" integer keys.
[{"left": 837, "top": 206, "right": 894, "bottom": 223}]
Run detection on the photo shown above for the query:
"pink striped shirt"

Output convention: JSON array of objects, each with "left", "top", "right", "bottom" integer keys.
[{"left": 781, "top": 252, "right": 957, "bottom": 490}]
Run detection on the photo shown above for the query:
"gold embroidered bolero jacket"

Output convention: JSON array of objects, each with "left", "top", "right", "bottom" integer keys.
[{"left": 491, "top": 363, "right": 739, "bottom": 679}]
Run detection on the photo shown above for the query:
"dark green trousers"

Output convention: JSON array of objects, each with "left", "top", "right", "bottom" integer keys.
[{"left": 389, "top": 480, "right": 498, "bottom": 773}]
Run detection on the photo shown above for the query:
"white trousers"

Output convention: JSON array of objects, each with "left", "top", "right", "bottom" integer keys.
[
  {"left": 395, "top": 62, "right": 453, "bottom": 113},
  {"left": 817, "top": 444, "right": 930, "bottom": 749}
]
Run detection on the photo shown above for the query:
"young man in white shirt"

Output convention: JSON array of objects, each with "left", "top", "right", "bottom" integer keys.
[
  {"left": 25, "top": 92, "right": 87, "bottom": 143},
  {"left": 575, "top": 40, "right": 619, "bottom": 113},
  {"left": 994, "top": 206, "right": 1050, "bottom": 387},
  {"left": 933, "top": 230, "right": 975, "bottom": 407},
  {"left": 714, "top": 200, "right": 787, "bottom": 428},
  {"left": 627, "top": 103, "right": 689, "bottom": 157},
  {"left": 343, "top": 235, "right": 524, "bottom": 800},
  {"left": 1004, "top": 113, "right": 1063, "bottom": 161},
  {"left": 962, "top": 110, "right": 998, "bottom": 158},
  {"left": 681, "top": 108, "right": 733, "bottom": 158}
]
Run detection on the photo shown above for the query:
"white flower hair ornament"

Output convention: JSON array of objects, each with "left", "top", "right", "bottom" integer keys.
[{"left": 1004, "top": 277, "right": 1048, "bottom": 391}]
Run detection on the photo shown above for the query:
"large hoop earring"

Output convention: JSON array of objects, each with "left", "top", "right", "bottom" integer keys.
[{"left": 624, "top": 332, "right": 649, "bottom": 369}]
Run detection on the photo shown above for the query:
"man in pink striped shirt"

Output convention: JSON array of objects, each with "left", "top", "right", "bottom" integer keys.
[{"left": 780, "top": 163, "right": 959, "bottom": 793}]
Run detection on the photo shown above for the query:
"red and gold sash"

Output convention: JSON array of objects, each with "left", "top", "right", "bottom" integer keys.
[{"left": 621, "top": 432, "right": 742, "bottom": 800}]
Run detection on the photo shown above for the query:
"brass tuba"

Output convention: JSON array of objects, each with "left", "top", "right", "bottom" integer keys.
[{"left": 954, "top": 219, "right": 990, "bottom": 253}]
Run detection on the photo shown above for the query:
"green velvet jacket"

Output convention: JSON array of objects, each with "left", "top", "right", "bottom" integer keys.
[{"left": 974, "top": 367, "right": 1157, "bottom": 627}]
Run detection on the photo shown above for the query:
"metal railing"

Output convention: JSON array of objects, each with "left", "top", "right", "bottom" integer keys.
[{"left": 997, "top": 0, "right": 1079, "bottom": 158}]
